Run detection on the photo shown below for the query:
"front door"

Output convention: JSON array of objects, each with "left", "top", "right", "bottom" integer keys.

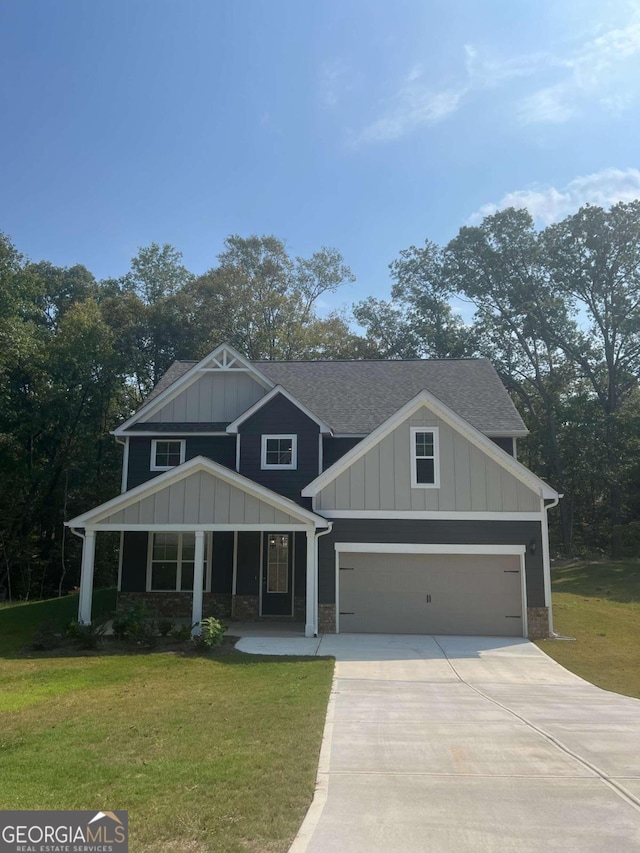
[{"left": 261, "top": 533, "right": 293, "bottom": 616}]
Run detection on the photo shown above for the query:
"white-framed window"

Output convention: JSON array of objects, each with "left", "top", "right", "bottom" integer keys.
[
  {"left": 261, "top": 434, "right": 297, "bottom": 470},
  {"left": 151, "top": 439, "right": 186, "bottom": 471},
  {"left": 146, "top": 532, "right": 212, "bottom": 592},
  {"left": 266, "top": 533, "right": 289, "bottom": 593},
  {"left": 410, "top": 426, "right": 440, "bottom": 488}
]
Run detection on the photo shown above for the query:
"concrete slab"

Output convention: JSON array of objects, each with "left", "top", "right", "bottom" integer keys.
[
  {"left": 235, "top": 636, "right": 321, "bottom": 656},
  {"left": 283, "top": 634, "right": 640, "bottom": 853},
  {"left": 303, "top": 775, "right": 640, "bottom": 853},
  {"left": 329, "top": 720, "right": 590, "bottom": 777}
]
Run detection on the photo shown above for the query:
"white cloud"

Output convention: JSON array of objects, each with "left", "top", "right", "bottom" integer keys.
[
  {"left": 319, "top": 59, "right": 352, "bottom": 107},
  {"left": 470, "top": 168, "right": 640, "bottom": 226},
  {"left": 354, "top": 64, "right": 467, "bottom": 144},
  {"left": 519, "top": 20, "right": 640, "bottom": 124}
]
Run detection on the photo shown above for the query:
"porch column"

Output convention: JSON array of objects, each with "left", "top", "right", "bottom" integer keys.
[
  {"left": 191, "top": 531, "right": 206, "bottom": 634},
  {"left": 78, "top": 529, "right": 96, "bottom": 625},
  {"left": 305, "top": 527, "right": 316, "bottom": 638}
]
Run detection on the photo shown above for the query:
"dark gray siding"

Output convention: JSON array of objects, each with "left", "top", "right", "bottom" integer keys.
[
  {"left": 238, "top": 393, "right": 319, "bottom": 506},
  {"left": 293, "top": 531, "right": 307, "bottom": 598},
  {"left": 212, "top": 532, "right": 234, "bottom": 594},
  {"left": 318, "top": 519, "right": 544, "bottom": 608},
  {"left": 127, "top": 435, "right": 236, "bottom": 489},
  {"left": 490, "top": 436, "right": 515, "bottom": 456},
  {"left": 120, "top": 532, "right": 148, "bottom": 591},
  {"left": 322, "top": 436, "right": 364, "bottom": 470},
  {"left": 236, "top": 532, "right": 261, "bottom": 595}
]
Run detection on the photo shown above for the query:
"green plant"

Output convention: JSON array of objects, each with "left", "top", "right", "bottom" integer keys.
[
  {"left": 30, "top": 620, "right": 60, "bottom": 651},
  {"left": 111, "top": 613, "right": 129, "bottom": 641},
  {"left": 112, "top": 600, "right": 158, "bottom": 647},
  {"left": 169, "top": 623, "right": 192, "bottom": 642},
  {"left": 66, "top": 620, "right": 107, "bottom": 650},
  {"left": 191, "top": 616, "right": 226, "bottom": 651},
  {"left": 158, "top": 618, "right": 174, "bottom": 637}
]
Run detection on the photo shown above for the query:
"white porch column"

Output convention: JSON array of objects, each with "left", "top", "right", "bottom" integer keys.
[
  {"left": 305, "top": 527, "right": 317, "bottom": 638},
  {"left": 78, "top": 529, "right": 96, "bottom": 625},
  {"left": 191, "top": 531, "right": 206, "bottom": 634}
]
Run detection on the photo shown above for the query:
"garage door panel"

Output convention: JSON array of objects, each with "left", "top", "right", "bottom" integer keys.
[{"left": 338, "top": 552, "right": 523, "bottom": 636}]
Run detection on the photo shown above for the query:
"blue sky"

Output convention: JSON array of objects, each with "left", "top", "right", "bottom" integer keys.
[{"left": 2, "top": 0, "right": 640, "bottom": 315}]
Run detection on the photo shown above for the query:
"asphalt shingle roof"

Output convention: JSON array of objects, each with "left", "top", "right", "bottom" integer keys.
[{"left": 140, "top": 357, "right": 527, "bottom": 436}]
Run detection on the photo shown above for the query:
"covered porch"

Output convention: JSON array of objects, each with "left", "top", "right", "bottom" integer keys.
[{"left": 65, "top": 456, "right": 330, "bottom": 637}]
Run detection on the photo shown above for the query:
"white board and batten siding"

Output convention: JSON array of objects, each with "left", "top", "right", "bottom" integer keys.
[
  {"left": 315, "top": 406, "right": 540, "bottom": 513},
  {"left": 140, "top": 372, "right": 266, "bottom": 424},
  {"left": 100, "top": 470, "right": 302, "bottom": 527}
]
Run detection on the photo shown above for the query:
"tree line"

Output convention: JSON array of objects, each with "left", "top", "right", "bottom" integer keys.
[{"left": 1, "top": 204, "right": 639, "bottom": 599}]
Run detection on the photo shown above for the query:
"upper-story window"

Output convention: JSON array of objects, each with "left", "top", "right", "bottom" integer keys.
[
  {"left": 151, "top": 439, "right": 186, "bottom": 471},
  {"left": 410, "top": 427, "right": 439, "bottom": 488},
  {"left": 261, "top": 434, "right": 297, "bottom": 470}
]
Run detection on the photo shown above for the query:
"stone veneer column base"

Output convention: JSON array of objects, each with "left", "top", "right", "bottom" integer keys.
[
  {"left": 527, "top": 606, "right": 550, "bottom": 639},
  {"left": 318, "top": 602, "right": 336, "bottom": 634},
  {"left": 231, "top": 594, "right": 260, "bottom": 621}
]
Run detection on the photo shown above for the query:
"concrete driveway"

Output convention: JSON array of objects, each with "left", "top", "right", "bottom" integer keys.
[{"left": 237, "top": 633, "right": 640, "bottom": 852}]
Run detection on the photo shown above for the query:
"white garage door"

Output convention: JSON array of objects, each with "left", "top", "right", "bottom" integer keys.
[{"left": 338, "top": 551, "right": 524, "bottom": 636}]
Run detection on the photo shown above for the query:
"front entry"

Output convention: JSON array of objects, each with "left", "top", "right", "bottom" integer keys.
[{"left": 261, "top": 533, "right": 294, "bottom": 616}]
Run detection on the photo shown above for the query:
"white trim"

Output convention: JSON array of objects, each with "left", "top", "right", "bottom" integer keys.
[
  {"left": 258, "top": 531, "right": 264, "bottom": 616},
  {"left": 410, "top": 426, "right": 440, "bottom": 489},
  {"left": 78, "top": 530, "right": 96, "bottom": 625},
  {"left": 334, "top": 542, "right": 528, "bottom": 638},
  {"left": 291, "top": 532, "right": 296, "bottom": 617},
  {"left": 302, "top": 389, "right": 558, "bottom": 501},
  {"left": 117, "top": 431, "right": 229, "bottom": 437},
  {"left": 318, "top": 510, "right": 543, "bottom": 521},
  {"left": 113, "top": 343, "right": 274, "bottom": 435},
  {"left": 318, "top": 434, "right": 323, "bottom": 476},
  {"left": 146, "top": 530, "right": 212, "bottom": 592},
  {"left": 235, "top": 434, "right": 240, "bottom": 472},
  {"left": 332, "top": 433, "right": 367, "bottom": 439},
  {"left": 192, "top": 531, "right": 206, "bottom": 631},
  {"left": 90, "top": 522, "right": 313, "bottom": 532},
  {"left": 150, "top": 438, "right": 186, "bottom": 471},
  {"left": 66, "top": 455, "right": 328, "bottom": 529},
  {"left": 226, "top": 385, "right": 332, "bottom": 434},
  {"left": 232, "top": 531, "right": 238, "bottom": 596},
  {"left": 306, "top": 528, "right": 316, "bottom": 637},
  {"left": 120, "top": 438, "right": 129, "bottom": 493},
  {"left": 541, "top": 495, "right": 559, "bottom": 634},
  {"left": 335, "top": 542, "right": 527, "bottom": 555},
  {"left": 261, "top": 434, "right": 298, "bottom": 470}
]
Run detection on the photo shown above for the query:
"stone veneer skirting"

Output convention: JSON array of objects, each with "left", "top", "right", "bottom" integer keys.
[
  {"left": 117, "top": 591, "right": 231, "bottom": 619},
  {"left": 526, "top": 606, "right": 550, "bottom": 639},
  {"left": 318, "top": 603, "right": 336, "bottom": 634}
]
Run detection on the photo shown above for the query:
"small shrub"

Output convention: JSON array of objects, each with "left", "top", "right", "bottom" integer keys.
[
  {"left": 111, "top": 613, "right": 129, "bottom": 641},
  {"left": 191, "top": 616, "right": 226, "bottom": 651},
  {"left": 30, "top": 620, "right": 60, "bottom": 651},
  {"left": 112, "top": 600, "right": 158, "bottom": 647},
  {"left": 66, "top": 620, "right": 107, "bottom": 650},
  {"left": 169, "top": 623, "right": 192, "bottom": 642},
  {"left": 158, "top": 618, "right": 174, "bottom": 637}
]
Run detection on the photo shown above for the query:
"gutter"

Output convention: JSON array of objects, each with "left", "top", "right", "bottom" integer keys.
[
  {"left": 542, "top": 494, "right": 562, "bottom": 637},
  {"left": 314, "top": 522, "right": 334, "bottom": 637}
]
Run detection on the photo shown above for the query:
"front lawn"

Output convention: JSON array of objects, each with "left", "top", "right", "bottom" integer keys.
[
  {"left": 0, "top": 593, "right": 334, "bottom": 853},
  {"left": 536, "top": 559, "right": 640, "bottom": 699}
]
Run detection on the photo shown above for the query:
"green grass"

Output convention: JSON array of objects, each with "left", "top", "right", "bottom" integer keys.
[
  {"left": 536, "top": 559, "right": 640, "bottom": 699},
  {"left": 0, "top": 594, "right": 334, "bottom": 853}
]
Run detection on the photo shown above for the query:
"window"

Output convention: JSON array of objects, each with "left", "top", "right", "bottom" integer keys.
[
  {"left": 261, "top": 434, "right": 297, "bottom": 470},
  {"left": 151, "top": 439, "right": 185, "bottom": 470},
  {"left": 411, "top": 427, "right": 439, "bottom": 488},
  {"left": 147, "top": 532, "right": 210, "bottom": 591},
  {"left": 266, "top": 534, "right": 289, "bottom": 593}
]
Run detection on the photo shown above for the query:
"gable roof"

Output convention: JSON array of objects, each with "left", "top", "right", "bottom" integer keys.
[
  {"left": 226, "top": 385, "right": 333, "bottom": 434},
  {"left": 113, "top": 344, "right": 274, "bottom": 435},
  {"left": 301, "top": 390, "right": 557, "bottom": 501},
  {"left": 66, "top": 455, "right": 329, "bottom": 529},
  {"left": 133, "top": 354, "right": 527, "bottom": 436}
]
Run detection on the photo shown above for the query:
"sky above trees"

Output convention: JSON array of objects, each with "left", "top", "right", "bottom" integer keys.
[{"left": 2, "top": 0, "right": 640, "bottom": 316}]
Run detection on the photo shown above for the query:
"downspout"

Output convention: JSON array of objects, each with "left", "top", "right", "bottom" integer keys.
[
  {"left": 541, "top": 494, "right": 561, "bottom": 637},
  {"left": 115, "top": 435, "right": 128, "bottom": 493},
  {"left": 314, "top": 522, "right": 334, "bottom": 637}
]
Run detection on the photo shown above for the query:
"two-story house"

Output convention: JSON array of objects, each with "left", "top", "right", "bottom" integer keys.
[{"left": 66, "top": 343, "right": 559, "bottom": 639}]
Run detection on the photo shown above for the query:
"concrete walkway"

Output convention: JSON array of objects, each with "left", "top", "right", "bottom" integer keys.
[{"left": 237, "top": 633, "right": 640, "bottom": 852}]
